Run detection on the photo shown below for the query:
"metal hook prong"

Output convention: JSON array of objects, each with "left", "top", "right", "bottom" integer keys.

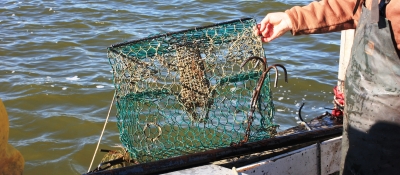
[
  {"left": 240, "top": 56, "right": 267, "bottom": 72},
  {"left": 232, "top": 56, "right": 289, "bottom": 146},
  {"left": 265, "top": 64, "right": 288, "bottom": 88}
]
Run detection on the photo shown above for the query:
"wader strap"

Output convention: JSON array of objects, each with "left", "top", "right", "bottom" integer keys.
[
  {"left": 372, "top": 0, "right": 391, "bottom": 23},
  {"left": 353, "top": 0, "right": 391, "bottom": 23},
  {"left": 379, "top": 0, "right": 390, "bottom": 17},
  {"left": 353, "top": 0, "right": 363, "bottom": 15},
  {"left": 371, "top": 0, "right": 379, "bottom": 23}
]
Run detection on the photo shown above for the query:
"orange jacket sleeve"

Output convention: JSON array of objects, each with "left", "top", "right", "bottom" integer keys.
[
  {"left": 285, "top": 0, "right": 400, "bottom": 50},
  {"left": 285, "top": 0, "right": 361, "bottom": 35}
]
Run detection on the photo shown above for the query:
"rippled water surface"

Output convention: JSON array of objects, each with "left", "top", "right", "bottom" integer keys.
[{"left": 1, "top": 0, "right": 341, "bottom": 174}]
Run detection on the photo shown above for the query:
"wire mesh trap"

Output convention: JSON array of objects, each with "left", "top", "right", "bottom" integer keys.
[{"left": 107, "top": 18, "right": 278, "bottom": 164}]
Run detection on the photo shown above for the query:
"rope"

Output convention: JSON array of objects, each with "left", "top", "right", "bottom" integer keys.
[{"left": 87, "top": 91, "right": 116, "bottom": 172}]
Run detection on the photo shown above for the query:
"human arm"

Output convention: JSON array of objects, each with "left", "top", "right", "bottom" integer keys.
[
  {"left": 286, "top": 0, "right": 359, "bottom": 35},
  {"left": 256, "top": 0, "right": 360, "bottom": 42}
]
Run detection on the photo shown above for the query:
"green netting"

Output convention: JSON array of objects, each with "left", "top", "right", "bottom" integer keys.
[{"left": 107, "top": 18, "right": 277, "bottom": 163}]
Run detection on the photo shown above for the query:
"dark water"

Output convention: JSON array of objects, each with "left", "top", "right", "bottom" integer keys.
[{"left": 0, "top": 0, "right": 341, "bottom": 174}]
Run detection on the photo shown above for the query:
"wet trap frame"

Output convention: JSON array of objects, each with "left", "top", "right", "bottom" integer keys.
[{"left": 106, "top": 18, "right": 280, "bottom": 165}]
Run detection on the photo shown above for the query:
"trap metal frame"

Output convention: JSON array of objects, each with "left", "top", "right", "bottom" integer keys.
[{"left": 106, "top": 18, "right": 278, "bottom": 165}]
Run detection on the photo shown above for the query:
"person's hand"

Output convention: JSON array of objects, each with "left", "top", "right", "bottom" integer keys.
[{"left": 254, "top": 12, "right": 293, "bottom": 42}]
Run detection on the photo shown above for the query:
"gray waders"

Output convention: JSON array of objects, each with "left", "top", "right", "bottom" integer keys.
[{"left": 341, "top": 1, "right": 400, "bottom": 174}]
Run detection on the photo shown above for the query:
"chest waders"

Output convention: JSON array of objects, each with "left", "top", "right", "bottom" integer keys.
[{"left": 341, "top": 1, "right": 400, "bottom": 174}]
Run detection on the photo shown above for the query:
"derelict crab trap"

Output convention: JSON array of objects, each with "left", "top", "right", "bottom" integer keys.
[{"left": 107, "top": 18, "right": 278, "bottom": 164}]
